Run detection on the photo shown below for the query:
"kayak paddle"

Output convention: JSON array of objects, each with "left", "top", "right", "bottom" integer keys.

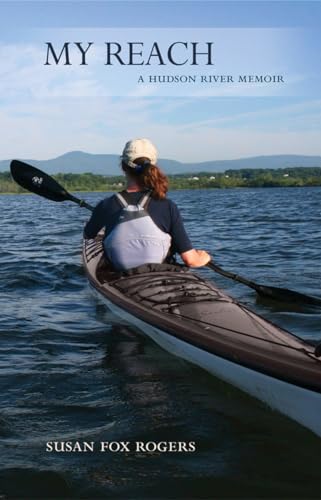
[
  {"left": 10, "top": 159, "right": 321, "bottom": 307},
  {"left": 207, "top": 261, "right": 321, "bottom": 306},
  {"left": 10, "top": 160, "right": 94, "bottom": 211}
]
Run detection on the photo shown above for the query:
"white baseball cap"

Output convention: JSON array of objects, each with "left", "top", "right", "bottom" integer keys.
[{"left": 121, "top": 138, "right": 158, "bottom": 168}]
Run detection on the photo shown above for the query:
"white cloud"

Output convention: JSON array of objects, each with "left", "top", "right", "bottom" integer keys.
[
  {"left": 178, "top": 99, "right": 321, "bottom": 131},
  {"left": 1, "top": 96, "right": 321, "bottom": 162},
  {"left": 0, "top": 43, "right": 110, "bottom": 98}
]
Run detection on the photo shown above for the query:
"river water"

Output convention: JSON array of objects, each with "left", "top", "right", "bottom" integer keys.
[{"left": 1, "top": 187, "right": 320, "bottom": 499}]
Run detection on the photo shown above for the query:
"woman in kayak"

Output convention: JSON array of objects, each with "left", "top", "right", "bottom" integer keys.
[{"left": 84, "top": 138, "right": 211, "bottom": 271}]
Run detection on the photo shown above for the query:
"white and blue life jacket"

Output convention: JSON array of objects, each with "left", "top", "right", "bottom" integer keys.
[{"left": 104, "top": 191, "right": 172, "bottom": 271}]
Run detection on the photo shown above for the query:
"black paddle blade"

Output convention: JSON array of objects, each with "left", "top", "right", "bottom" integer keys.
[
  {"left": 257, "top": 285, "right": 321, "bottom": 306},
  {"left": 207, "top": 261, "right": 321, "bottom": 307},
  {"left": 10, "top": 160, "right": 73, "bottom": 202}
]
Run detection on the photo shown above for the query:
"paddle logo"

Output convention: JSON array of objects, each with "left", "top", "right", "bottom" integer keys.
[{"left": 32, "top": 176, "right": 43, "bottom": 188}]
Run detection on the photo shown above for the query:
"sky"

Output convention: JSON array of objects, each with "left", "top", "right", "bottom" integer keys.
[{"left": 0, "top": 0, "right": 320, "bottom": 162}]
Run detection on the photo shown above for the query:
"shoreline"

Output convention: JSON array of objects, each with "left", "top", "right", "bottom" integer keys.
[
  {"left": 2, "top": 167, "right": 321, "bottom": 193},
  {"left": 1, "top": 184, "right": 321, "bottom": 195}
]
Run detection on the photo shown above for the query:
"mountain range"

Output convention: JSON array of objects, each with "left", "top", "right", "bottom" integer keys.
[{"left": 1, "top": 151, "right": 321, "bottom": 175}]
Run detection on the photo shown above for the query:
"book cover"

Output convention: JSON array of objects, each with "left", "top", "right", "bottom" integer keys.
[{"left": 1, "top": 1, "right": 320, "bottom": 499}]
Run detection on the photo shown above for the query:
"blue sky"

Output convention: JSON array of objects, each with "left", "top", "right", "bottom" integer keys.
[
  {"left": 1, "top": 1, "right": 320, "bottom": 30},
  {"left": 0, "top": 1, "right": 320, "bottom": 162}
]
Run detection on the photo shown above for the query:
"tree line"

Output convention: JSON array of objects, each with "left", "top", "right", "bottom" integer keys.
[{"left": 1, "top": 167, "right": 321, "bottom": 194}]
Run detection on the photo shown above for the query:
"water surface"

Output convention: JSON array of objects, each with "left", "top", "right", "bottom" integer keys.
[{"left": 1, "top": 187, "right": 320, "bottom": 499}]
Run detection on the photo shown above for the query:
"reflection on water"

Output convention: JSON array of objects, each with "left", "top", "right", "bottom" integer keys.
[{"left": 0, "top": 188, "right": 321, "bottom": 498}]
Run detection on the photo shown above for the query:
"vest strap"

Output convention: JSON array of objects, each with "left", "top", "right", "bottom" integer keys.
[
  {"left": 138, "top": 191, "right": 152, "bottom": 209},
  {"left": 115, "top": 193, "right": 129, "bottom": 208}
]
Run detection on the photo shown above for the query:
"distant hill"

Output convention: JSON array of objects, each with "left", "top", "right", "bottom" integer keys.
[{"left": 1, "top": 151, "right": 321, "bottom": 175}]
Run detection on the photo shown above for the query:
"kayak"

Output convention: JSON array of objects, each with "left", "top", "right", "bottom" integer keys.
[
  {"left": 9, "top": 158, "right": 320, "bottom": 436},
  {"left": 83, "top": 234, "right": 321, "bottom": 437}
]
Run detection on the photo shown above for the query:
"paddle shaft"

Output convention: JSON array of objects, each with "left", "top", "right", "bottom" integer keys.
[
  {"left": 68, "top": 193, "right": 94, "bottom": 212},
  {"left": 207, "top": 261, "right": 257, "bottom": 290}
]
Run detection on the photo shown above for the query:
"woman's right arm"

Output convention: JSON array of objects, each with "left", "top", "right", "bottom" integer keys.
[
  {"left": 180, "top": 249, "right": 211, "bottom": 267},
  {"left": 169, "top": 201, "right": 211, "bottom": 268}
]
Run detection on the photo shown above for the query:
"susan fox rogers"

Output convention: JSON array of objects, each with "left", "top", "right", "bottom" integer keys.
[{"left": 46, "top": 441, "right": 196, "bottom": 453}]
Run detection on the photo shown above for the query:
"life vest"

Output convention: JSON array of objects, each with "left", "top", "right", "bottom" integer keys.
[{"left": 104, "top": 191, "right": 172, "bottom": 271}]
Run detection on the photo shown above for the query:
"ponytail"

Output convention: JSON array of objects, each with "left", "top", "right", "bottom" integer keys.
[
  {"left": 122, "top": 159, "right": 169, "bottom": 200},
  {"left": 140, "top": 165, "right": 168, "bottom": 200}
]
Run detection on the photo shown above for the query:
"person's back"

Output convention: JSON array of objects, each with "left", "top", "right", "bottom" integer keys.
[
  {"left": 104, "top": 191, "right": 172, "bottom": 270},
  {"left": 84, "top": 138, "right": 211, "bottom": 271}
]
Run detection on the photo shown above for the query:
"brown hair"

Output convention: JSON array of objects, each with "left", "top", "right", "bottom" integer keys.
[{"left": 122, "top": 157, "right": 169, "bottom": 200}]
